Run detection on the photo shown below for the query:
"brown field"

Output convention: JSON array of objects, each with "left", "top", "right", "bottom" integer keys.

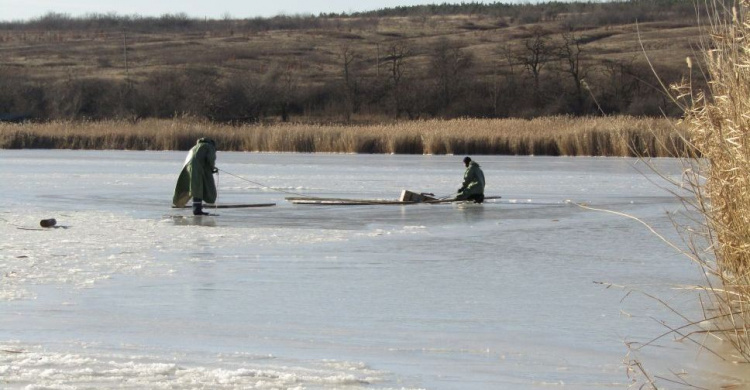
[
  {"left": 0, "top": 15, "right": 700, "bottom": 90},
  {"left": 0, "top": 116, "right": 687, "bottom": 157}
]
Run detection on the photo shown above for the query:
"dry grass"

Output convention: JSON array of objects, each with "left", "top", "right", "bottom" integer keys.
[
  {"left": 0, "top": 116, "right": 687, "bottom": 156},
  {"left": 673, "top": 0, "right": 750, "bottom": 364}
]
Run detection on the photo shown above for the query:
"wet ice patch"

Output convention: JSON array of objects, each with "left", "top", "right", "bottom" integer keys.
[
  {"left": 403, "top": 225, "right": 426, "bottom": 230},
  {"left": 358, "top": 225, "right": 427, "bottom": 238},
  {"left": 508, "top": 198, "right": 533, "bottom": 204},
  {"left": 157, "top": 215, "right": 350, "bottom": 246}
]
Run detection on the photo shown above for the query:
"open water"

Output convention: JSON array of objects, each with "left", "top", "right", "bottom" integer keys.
[{"left": 0, "top": 150, "right": 746, "bottom": 389}]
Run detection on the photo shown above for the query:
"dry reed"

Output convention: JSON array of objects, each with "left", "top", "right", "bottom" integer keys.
[
  {"left": 0, "top": 116, "right": 686, "bottom": 157},
  {"left": 672, "top": 0, "right": 750, "bottom": 364}
]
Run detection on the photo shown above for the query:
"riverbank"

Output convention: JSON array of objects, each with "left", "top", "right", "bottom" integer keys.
[{"left": 0, "top": 116, "right": 688, "bottom": 157}]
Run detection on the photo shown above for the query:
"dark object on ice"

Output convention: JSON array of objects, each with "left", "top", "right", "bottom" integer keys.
[
  {"left": 399, "top": 190, "right": 437, "bottom": 202},
  {"left": 40, "top": 218, "right": 57, "bottom": 228}
]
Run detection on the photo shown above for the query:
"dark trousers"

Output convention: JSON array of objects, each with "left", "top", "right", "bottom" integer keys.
[
  {"left": 467, "top": 193, "right": 484, "bottom": 203},
  {"left": 456, "top": 192, "right": 484, "bottom": 203}
]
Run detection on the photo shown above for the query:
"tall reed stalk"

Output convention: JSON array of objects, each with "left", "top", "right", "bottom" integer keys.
[
  {"left": 0, "top": 116, "right": 686, "bottom": 157},
  {"left": 664, "top": 0, "right": 750, "bottom": 374}
]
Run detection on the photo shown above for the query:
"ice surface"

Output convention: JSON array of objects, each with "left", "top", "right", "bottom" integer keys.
[
  {"left": 0, "top": 150, "right": 746, "bottom": 389},
  {"left": 0, "top": 341, "right": 383, "bottom": 389}
]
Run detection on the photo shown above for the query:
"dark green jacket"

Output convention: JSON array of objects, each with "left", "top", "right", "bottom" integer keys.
[
  {"left": 172, "top": 138, "right": 217, "bottom": 207},
  {"left": 461, "top": 161, "right": 485, "bottom": 196}
]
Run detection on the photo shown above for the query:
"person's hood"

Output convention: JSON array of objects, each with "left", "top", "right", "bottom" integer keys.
[{"left": 197, "top": 137, "right": 215, "bottom": 146}]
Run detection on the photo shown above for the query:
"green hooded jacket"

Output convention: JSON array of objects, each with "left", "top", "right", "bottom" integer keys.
[
  {"left": 460, "top": 161, "right": 485, "bottom": 196},
  {"left": 172, "top": 138, "right": 217, "bottom": 207}
]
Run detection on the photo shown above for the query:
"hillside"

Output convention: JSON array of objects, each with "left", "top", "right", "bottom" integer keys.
[{"left": 0, "top": 1, "right": 704, "bottom": 123}]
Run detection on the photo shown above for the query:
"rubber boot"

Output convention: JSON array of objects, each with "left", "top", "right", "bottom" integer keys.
[{"left": 193, "top": 198, "right": 209, "bottom": 216}]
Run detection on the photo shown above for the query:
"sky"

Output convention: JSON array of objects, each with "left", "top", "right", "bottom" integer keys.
[{"left": 0, "top": 0, "right": 490, "bottom": 21}]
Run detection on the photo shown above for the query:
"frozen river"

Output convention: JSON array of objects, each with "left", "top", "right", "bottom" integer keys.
[{"left": 0, "top": 150, "right": 744, "bottom": 388}]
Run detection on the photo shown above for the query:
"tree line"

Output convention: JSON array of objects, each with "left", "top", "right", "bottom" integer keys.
[
  {"left": 0, "top": 35, "right": 696, "bottom": 122},
  {"left": 0, "top": 1, "right": 697, "bottom": 32}
]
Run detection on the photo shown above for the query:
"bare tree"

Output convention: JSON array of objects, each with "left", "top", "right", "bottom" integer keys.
[
  {"left": 208, "top": 71, "right": 265, "bottom": 123},
  {"left": 490, "top": 43, "right": 521, "bottom": 117},
  {"left": 384, "top": 41, "right": 410, "bottom": 119},
  {"left": 558, "top": 32, "right": 589, "bottom": 114},
  {"left": 598, "top": 57, "right": 641, "bottom": 113},
  {"left": 263, "top": 61, "right": 300, "bottom": 122},
  {"left": 339, "top": 45, "right": 362, "bottom": 121},
  {"left": 515, "top": 26, "right": 553, "bottom": 107},
  {"left": 429, "top": 37, "right": 474, "bottom": 115}
]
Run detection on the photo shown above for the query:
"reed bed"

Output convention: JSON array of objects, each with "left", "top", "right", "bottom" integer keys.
[
  {"left": 0, "top": 116, "right": 686, "bottom": 157},
  {"left": 673, "top": 0, "right": 750, "bottom": 366}
]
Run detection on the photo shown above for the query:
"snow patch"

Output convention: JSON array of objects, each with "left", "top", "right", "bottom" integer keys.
[{"left": 0, "top": 343, "right": 388, "bottom": 389}]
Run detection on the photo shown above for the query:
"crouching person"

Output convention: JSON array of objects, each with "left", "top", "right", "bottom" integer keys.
[{"left": 456, "top": 156, "right": 485, "bottom": 203}]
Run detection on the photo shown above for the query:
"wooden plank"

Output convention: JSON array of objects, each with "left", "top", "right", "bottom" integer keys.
[
  {"left": 287, "top": 198, "right": 415, "bottom": 205},
  {"left": 285, "top": 196, "right": 501, "bottom": 205}
]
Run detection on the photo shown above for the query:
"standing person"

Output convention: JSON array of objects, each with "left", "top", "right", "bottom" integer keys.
[
  {"left": 456, "top": 156, "right": 485, "bottom": 203},
  {"left": 172, "top": 137, "right": 218, "bottom": 215}
]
